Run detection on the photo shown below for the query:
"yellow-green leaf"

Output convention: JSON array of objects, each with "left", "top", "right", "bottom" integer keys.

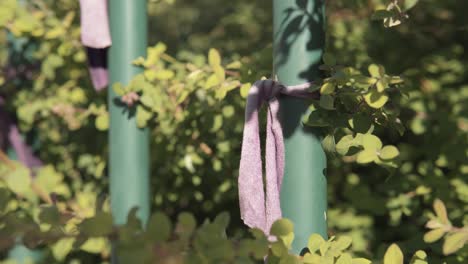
[
  {"left": 356, "top": 149, "right": 377, "bottom": 164},
  {"left": 95, "top": 114, "right": 109, "bottom": 131},
  {"left": 352, "top": 258, "right": 372, "bottom": 264},
  {"left": 208, "top": 48, "right": 221, "bottom": 67},
  {"left": 368, "top": 64, "right": 381, "bottom": 77},
  {"left": 362, "top": 134, "right": 383, "bottom": 150},
  {"left": 147, "top": 212, "right": 171, "bottom": 242},
  {"left": 433, "top": 199, "right": 450, "bottom": 225},
  {"left": 226, "top": 60, "right": 241, "bottom": 69},
  {"left": 240, "top": 83, "right": 251, "bottom": 98},
  {"left": 336, "top": 253, "right": 353, "bottom": 264},
  {"left": 52, "top": 238, "right": 75, "bottom": 261},
  {"left": 320, "top": 95, "right": 335, "bottom": 110},
  {"left": 364, "top": 89, "right": 389, "bottom": 109},
  {"left": 423, "top": 228, "right": 446, "bottom": 243},
  {"left": 308, "top": 233, "right": 325, "bottom": 253},
  {"left": 205, "top": 74, "right": 221, "bottom": 89},
  {"left": 443, "top": 232, "right": 468, "bottom": 255},
  {"left": 320, "top": 82, "right": 336, "bottom": 95},
  {"left": 380, "top": 145, "right": 399, "bottom": 160},
  {"left": 384, "top": 243, "right": 404, "bottom": 264},
  {"left": 154, "top": 69, "right": 175, "bottom": 80},
  {"left": 5, "top": 164, "right": 31, "bottom": 196},
  {"left": 270, "top": 218, "right": 294, "bottom": 237}
]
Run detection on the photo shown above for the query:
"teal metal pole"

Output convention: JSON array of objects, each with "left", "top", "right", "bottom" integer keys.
[
  {"left": 108, "top": 0, "right": 149, "bottom": 225},
  {"left": 273, "top": 0, "right": 328, "bottom": 252}
]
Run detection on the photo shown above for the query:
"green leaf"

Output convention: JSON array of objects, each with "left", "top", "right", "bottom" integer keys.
[
  {"left": 334, "top": 236, "right": 352, "bottom": 250},
  {"left": 95, "top": 113, "right": 109, "bottom": 131},
  {"left": 352, "top": 258, "right": 372, "bottom": 264},
  {"left": 368, "top": 64, "right": 383, "bottom": 78},
  {"left": 279, "top": 254, "right": 300, "bottom": 264},
  {"left": 270, "top": 218, "right": 294, "bottom": 237},
  {"left": 271, "top": 241, "right": 288, "bottom": 257},
  {"left": 226, "top": 60, "right": 241, "bottom": 69},
  {"left": 222, "top": 105, "right": 235, "bottom": 118},
  {"left": 443, "top": 232, "right": 468, "bottom": 255},
  {"left": 303, "top": 253, "right": 321, "bottom": 263},
  {"left": 320, "top": 82, "right": 336, "bottom": 95},
  {"left": 0, "top": 188, "right": 10, "bottom": 214},
  {"left": 5, "top": 165, "right": 31, "bottom": 196},
  {"left": 213, "top": 65, "right": 225, "bottom": 82},
  {"left": 136, "top": 106, "right": 152, "bottom": 128},
  {"left": 336, "top": 135, "right": 355, "bottom": 156},
  {"left": 213, "top": 211, "right": 230, "bottom": 230},
  {"left": 376, "top": 80, "right": 386, "bottom": 92},
  {"left": 349, "top": 114, "right": 373, "bottom": 133},
  {"left": 423, "top": 228, "right": 446, "bottom": 243},
  {"left": 0, "top": 0, "right": 16, "bottom": 27},
  {"left": 211, "top": 114, "right": 223, "bottom": 132},
  {"left": 208, "top": 48, "right": 221, "bottom": 67},
  {"left": 240, "top": 83, "right": 251, "bottom": 98},
  {"left": 140, "top": 94, "right": 154, "bottom": 108},
  {"left": 410, "top": 250, "right": 428, "bottom": 264},
  {"left": 379, "top": 145, "right": 400, "bottom": 160},
  {"left": 356, "top": 149, "right": 378, "bottom": 164},
  {"left": 176, "top": 212, "right": 197, "bottom": 236},
  {"left": 336, "top": 253, "right": 353, "bottom": 264},
  {"left": 433, "top": 199, "right": 450, "bottom": 225},
  {"left": 320, "top": 95, "right": 335, "bottom": 110},
  {"left": 307, "top": 233, "right": 325, "bottom": 253},
  {"left": 371, "top": 10, "right": 394, "bottom": 20},
  {"left": 80, "top": 212, "right": 114, "bottom": 237},
  {"left": 404, "top": 0, "right": 419, "bottom": 10},
  {"left": 147, "top": 212, "right": 172, "bottom": 242},
  {"left": 35, "top": 165, "right": 64, "bottom": 194},
  {"left": 323, "top": 53, "right": 336, "bottom": 66},
  {"left": 132, "top": 56, "right": 146, "bottom": 66},
  {"left": 384, "top": 243, "right": 404, "bottom": 264},
  {"left": 205, "top": 74, "right": 221, "bottom": 89},
  {"left": 112, "top": 83, "right": 125, "bottom": 96},
  {"left": 154, "top": 69, "right": 175, "bottom": 80},
  {"left": 80, "top": 238, "right": 108, "bottom": 254},
  {"left": 364, "top": 89, "right": 389, "bottom": 108},
  {"left": 39, "top": 206, "right": 61, "bottom": 225},
  {"left": 322, "top": 134, "right": 336, "bottom": 153},
  {"left": 52, "top": 238, "right": 75, "bottom": 261},
  {"left": 362, "top": 134, "right": 383, "bottom": 150}
]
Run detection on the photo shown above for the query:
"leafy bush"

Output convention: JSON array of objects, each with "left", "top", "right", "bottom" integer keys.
[{"left": 0, "top": 0, "right": 467, "bottom": 263}]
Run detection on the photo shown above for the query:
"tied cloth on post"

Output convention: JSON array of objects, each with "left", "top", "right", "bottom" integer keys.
[
  {"left": 79, "top": 0, "right": 112, "bottom": 91},
  {"left": 238, "top": 79, "right": 316, "bottom": 235}
]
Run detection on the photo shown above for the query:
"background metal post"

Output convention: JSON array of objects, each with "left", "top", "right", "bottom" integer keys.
[
  {"left": 273, "top": 0, "right": 328, "bottom": 252},
  {"left": 108, "top": 0, "right": 150, "bottom": 226}
]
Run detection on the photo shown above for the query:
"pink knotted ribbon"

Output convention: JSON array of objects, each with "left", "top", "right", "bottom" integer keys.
[
  {"left": 79, "top": 0, "right": 111, "bottom": 91},
  {"left": 238, "top": 79, "right": 316, "bottom": 235},
  {"left": 79, "top": 0, "right": 111, "bottom": 49}
]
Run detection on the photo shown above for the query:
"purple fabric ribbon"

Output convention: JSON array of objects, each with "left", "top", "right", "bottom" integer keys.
[
  {"left": 79, "top": 0, "right": 111, "bottom": 91},
  {"left": 0, "top": 100, "right": 42, "bottom": 169},
  {"left": 238, "top": 79, "right": 315, "bottom": 235}
]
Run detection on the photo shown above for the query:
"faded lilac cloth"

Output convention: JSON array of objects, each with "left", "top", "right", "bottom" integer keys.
[
  {"left": 79, "top": 0, "right": 111, "bottom": 91},
  {"left": 0, "top": 100, "right": 42, "bottom": 169},
  {"left": 239, "top": 80, "right": 315, "bottom": 235}
]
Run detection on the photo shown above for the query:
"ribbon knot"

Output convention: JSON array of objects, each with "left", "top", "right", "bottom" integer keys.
[
  {"left": 259, "top": 80, "right": 283, "bottom": 101},
  {"left": 238, "top": 79, "right": 315, "bottom": 235}
]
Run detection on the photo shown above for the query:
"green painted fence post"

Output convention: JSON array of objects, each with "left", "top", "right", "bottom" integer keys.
[
  {"left": 108, "top": 0, "right": 150, "bottom": 226},
  {"left": 273, "top": 0, "right": 328, "bottom": 253}
]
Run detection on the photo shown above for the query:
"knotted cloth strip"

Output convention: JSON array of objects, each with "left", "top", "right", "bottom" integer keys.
[
  {"left": 239, "top": 79, "right": 316, "bottom": 235},
  {"left": 79, "top": 0, "right": 111, "bottom": 91},
  {"left": 79, "top": 0, "right": 111, "bottom": 49}
]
